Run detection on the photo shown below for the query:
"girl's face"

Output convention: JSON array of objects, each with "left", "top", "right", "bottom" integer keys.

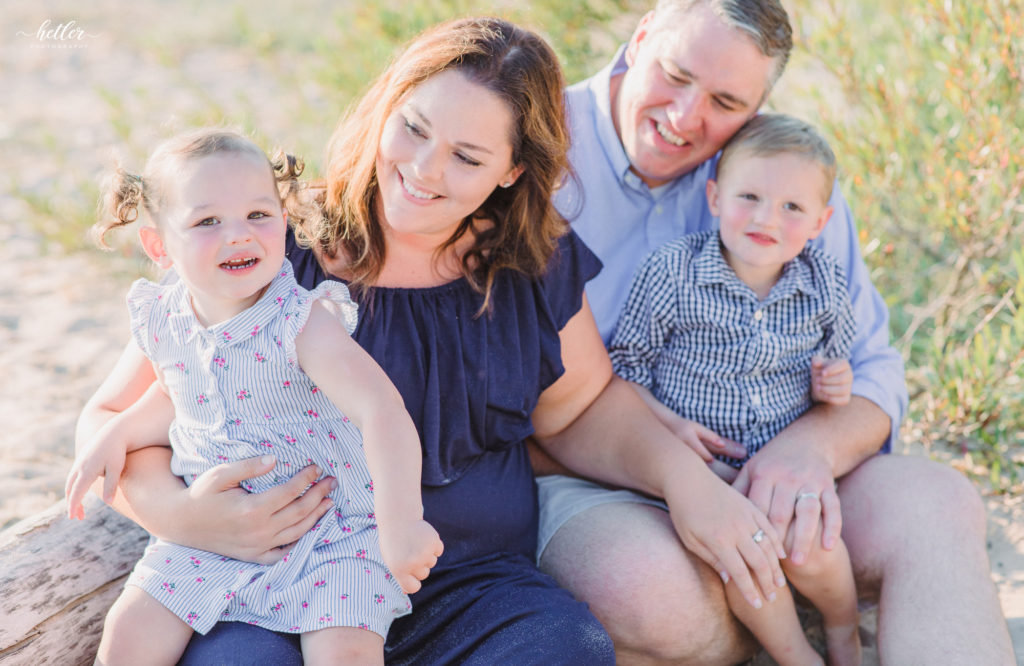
[
  {"left": 375, "top": 69, "right": 523, "bottom": 246},
  {"left": 140, "top": 152, "right": 286, "bottom": 327}
]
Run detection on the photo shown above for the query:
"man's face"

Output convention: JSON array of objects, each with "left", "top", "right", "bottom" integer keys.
[{"left": 611, "top": 6, "right": 777, "bottom": 188}]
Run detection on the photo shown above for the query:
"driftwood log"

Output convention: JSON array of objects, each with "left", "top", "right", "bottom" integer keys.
[{"left": 0, "top": 495, "right": 147, "bottom": 665}]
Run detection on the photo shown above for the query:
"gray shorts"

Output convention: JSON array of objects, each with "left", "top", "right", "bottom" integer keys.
[{"left": 535, "top": 474, "right": 667, "bottom": 562}]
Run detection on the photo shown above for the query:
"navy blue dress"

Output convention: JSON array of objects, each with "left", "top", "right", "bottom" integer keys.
[{"left": 179, "top": 229, "right": 614, "bottom": 665}]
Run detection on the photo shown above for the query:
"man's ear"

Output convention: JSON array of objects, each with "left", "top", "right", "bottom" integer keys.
[
  {"left": 706, "top": 179, "right": 721, "bottom": 217},
  {"left": 807, "top": 205, "right": 834, "bottom": 240},
  {"left": 625, "top": 11, "right": 655, "bottom": 67},
  {"left": 139, "top": 226, "right": 172, "bottom": 269}
]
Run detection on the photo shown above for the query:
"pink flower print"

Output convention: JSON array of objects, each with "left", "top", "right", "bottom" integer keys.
[
  {"left": 174, "top": 361, "right": 188, "bottom": 374},
  {"left": 328, "top": 458, "right": 337, "bottom": 469},
  {"left": 274, "top": 335, "right": 283, "bottom": 347},
  {"left": 302, "top": 601, "right": 309, "bottom": 609},
  {"left": 282, "top": 380, "right": 291, "bottom": 389},
  {"left": 307, "top": 428, "right": 315, "bottom": 437},
  {"left": 341, "top": 526, "right": 352, "bottom": 534},
  {"left": 161, "top": 582, "right": 176, "bottom": 594},
  {"left": 231, "top": 418, "right": 242, "bottom": 426},
  {"left": 196, "top": 577, "right": 205, "bottom": 583},
  {"left": 216, "top": 454, "right": 229, "bottom": 462},
  {"left": 364, "top": 567, "right": 372, "bottom": 575},
  {"left": 310, "top": 522, "right": 321, "bottom": 532},
  {"left": 365, "top": 481, "right": 374, "bottom": 493},
  {"left": 374, "top": 593, "right": 385, "bottom": 604},
  {"left": 340, "top": 593, "right": 349, "bottom": 600},
  {"left": 165, "top": 558, "right": 171, "bottom": 564},
  {"left": 310, "top": 386, "right": 320, "bottom": 395},
  {"left": 259, "top": 439, "right": 273, "bottom": 449},
  {"left": 359, "top": 623, "right": 370, "bottom": 631},
  {"left": 189, "top": 556, "right": 202, "bottom": 568},
  {"left": 222, "top": 331, "right": 233, "bottom": 341},
  {"left": 385, "top": 573, "right": 392, "bottom": 581},
  {"left": 292, "top": 288, "right": 299, "bottom": 297},
  {"left": 275, "top": 296, "right": 284, "bottom": 307},
  {"left": 355, "top": 549, "right": 367, "bottom": 559},
  {"left": 254, "top": 352, "right": 267, "bottom": 363},
  {"left": 342, "top": 416, "right": 351, "bottom": 423},
  {"left": 213, "top": 356, "right": 227, "bottom": 369},
  {"left": 344, "top": 462, "right": 352, "bottom": 469},
  {"left": 367, "top": 512, "right": 375, "bottom": 520},
  {"left": 313, "top": 580, "right": 327, "bottom": 589},
  {"left": 264, "top": 413, "right": 274, "bottom": 421},
  {"left": 328, "top": 432, "right": 337, "bottom": 442},
  {"left": 306, "top": 409, "right": 319, "bottom": 418},
  {"left": 289, "top": 625, "right": 300, "bottom": 631},
  {"left": 197, "top": 394, "right": 208, "bottom": 405},
  {"left": 318, "top": 615, "right": 333, "bottom": 624},
  {"left": 237, "top": 389, "right": 250, "bottom": 400},
  {"left": 186, "top": 612, "right": 198, "bottom": 625},
  {"left": 224, "top": 591, "right": 235, "bottom": 601},
  {"left": 322, "top": 538, "right": 331, "bottom": 545},
  {"left": 266, "top": 584, "right": 272, "bottom": 591},
  {"left": 251, "top": 325, "right": 260, "bottom": 337}
]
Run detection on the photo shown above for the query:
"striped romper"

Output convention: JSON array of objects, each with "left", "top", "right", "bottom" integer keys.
[{"left": 123, "top": 261, "right": 409, "bottom": 637}]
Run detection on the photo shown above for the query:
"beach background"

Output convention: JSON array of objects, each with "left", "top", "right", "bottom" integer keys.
[{"left": 1, "top": 0, "right": 1021, "bottom": 662}]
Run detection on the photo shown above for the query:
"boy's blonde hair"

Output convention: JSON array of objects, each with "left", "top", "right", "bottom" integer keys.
[{"left": 716, "top": 113, "right": 837, "bottom": 202}]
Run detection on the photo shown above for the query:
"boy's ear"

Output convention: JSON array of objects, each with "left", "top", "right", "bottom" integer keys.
[
  {"left": 139, "top": 226, "right": 172, "bottom": 269},
  {"left": 807, "top": 205, "right": 834, "bottom": 240},
  {"left": 705, "top": 179, "right": 721, "bottom": 216}
]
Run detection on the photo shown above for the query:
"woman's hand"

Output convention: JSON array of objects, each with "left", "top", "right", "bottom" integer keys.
[
  {"left": 664, "top": 470, "right": 788, "bottom": 609},
  {"left": 378, "top": 519, "right": 444, "bottom": 594},
  {"left": 149, "top": 455, "right": 337, "bottom": 565}
]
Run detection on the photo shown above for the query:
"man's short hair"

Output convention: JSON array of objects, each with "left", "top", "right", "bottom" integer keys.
[
  {"left": 651, "top": 0, "right": 793, "bottom": 88},
  {"left": 716, "top": 113, "right": 837, "bottom": 202}
]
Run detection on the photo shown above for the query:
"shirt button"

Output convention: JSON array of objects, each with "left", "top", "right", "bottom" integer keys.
[
  {"left": 753, "top": 310, "right": 763, "bottom": 321},
  {"left": 655, "top": 205, "right": 663, "bottom": 215},
  {"left": 750, "top": 393, "right": 762, "bottom": 407}
]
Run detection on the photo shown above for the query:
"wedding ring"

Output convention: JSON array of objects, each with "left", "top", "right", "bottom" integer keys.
[
  {"left": 796, "top": 492, "right": 820, "bottom": 502},
  {"left": 752, "top": 529, "right": 766, "bottom": 544}
]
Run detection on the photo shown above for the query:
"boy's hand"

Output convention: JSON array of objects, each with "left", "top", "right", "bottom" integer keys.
[
  {"left": 811, "top": 356, "right": 853, "bottom": 405},
  {"left": 378, "top": 519, "right": 444, "bottom": 594},
  {"left": 65, "top": 430, "right": 129, "bottom": 520}
]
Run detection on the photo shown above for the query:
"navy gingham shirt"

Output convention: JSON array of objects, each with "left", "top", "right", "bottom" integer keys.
[{"left": 610, "top": 230, "right": 856, "bottom": 466}]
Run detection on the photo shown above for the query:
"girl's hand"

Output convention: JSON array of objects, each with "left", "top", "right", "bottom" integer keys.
[
  {"left": 378, "top": 519, "right": 444, "bottom": 594},
  {"left": 664, "top": 471, "right": 787, "bottom": 610},
  {"left": 811, "top": 356, "right": 853, "bottom": 406},
  {"left": 65, "top": 429, "right": 129, "bottom": 520}
]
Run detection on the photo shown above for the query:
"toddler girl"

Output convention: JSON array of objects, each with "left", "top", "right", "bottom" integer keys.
[{"left": 65, "top": 128, "right": 442, "bottom": 665}]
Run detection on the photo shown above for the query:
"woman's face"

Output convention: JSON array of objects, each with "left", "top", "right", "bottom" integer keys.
[{"left": 375, "top": 69, "right": 523, "bottom": 245}]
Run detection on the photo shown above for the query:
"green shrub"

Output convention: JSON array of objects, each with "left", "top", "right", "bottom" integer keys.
[{"left": 790, "top": 0, "right": 1024, "bottom": 491}]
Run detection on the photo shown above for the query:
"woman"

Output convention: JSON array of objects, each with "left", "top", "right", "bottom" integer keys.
[{"left": 80, "top": 17, "right": 785, "bottom": 663}]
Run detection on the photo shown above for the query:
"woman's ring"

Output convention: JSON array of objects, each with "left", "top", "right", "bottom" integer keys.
[
  {"left": 752, "top": 529, "right": 766, "bottom": 544},
  {"left": 796, "top": 492, "right": 820, "bottom": 502}
]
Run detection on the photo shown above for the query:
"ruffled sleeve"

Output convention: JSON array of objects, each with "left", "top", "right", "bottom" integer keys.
[
  {"left": 125, "top": 278, "right": 167, "bottom": 359},
  {"left": 282, "top": 280, "right": 359, "bottom": 368}
]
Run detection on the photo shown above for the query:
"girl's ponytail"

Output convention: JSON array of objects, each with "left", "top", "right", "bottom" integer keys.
[{"left": 93, "top": 168, "right": 147, "bottom": 250}]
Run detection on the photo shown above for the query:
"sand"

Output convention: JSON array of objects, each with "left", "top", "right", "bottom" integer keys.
[{"left": 1, "top": 1, "right": 1020, "bottom": 662}]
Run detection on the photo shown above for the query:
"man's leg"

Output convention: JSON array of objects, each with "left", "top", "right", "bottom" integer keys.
[
  {"left": 540, "top": 499, "right": 757, "bottom": 665},
  {"left": 838, "top": 454, "right": 1014, "bottom": 665}
]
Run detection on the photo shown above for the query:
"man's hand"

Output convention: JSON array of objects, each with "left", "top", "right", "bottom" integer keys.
[{"left": 732, "top": 441, "right": 841, "bottom": 566}]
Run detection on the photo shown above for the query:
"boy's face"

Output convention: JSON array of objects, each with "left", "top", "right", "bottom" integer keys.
[
  {"left": 611, "top": 6, "right": 775, "bottom": 188},
  {"left": 706, "top": 150, "right": 833, "bottom": 290}
]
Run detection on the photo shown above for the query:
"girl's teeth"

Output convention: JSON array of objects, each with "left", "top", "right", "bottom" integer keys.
[
  {"left": 222, "top": 258, "right": 257, "bottom": 270},
  {"left": 656, "top": 122, "right": 686, "bottom": 147}
]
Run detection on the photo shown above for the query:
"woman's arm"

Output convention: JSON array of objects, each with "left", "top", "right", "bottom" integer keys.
[
  {"left": 77, "top": 341, "right": 336, "bottom": 564},
  {"left": 532, "top": 297, "right": 787, "bottom": 609},
  {"left": 296, "top": 301, "right": 442, "bottom": 592}
]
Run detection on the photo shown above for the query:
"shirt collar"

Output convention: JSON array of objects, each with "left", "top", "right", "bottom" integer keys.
[
  {"left": 693, "top": 234, "right": 820, "bottom": 300},
  {"left": 589, "top": 46, "right": 642, "bottom": 188},
  {"left": 167, "top": 260, "right": 298, "bottom": 347}
]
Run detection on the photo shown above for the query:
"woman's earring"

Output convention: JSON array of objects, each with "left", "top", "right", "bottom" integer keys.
[{"left": 501, "top": 181, "right": 513, "bottom": 188}]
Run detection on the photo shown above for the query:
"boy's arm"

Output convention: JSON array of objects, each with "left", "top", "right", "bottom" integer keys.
[{"left": 296, "top": 300, "right": 442, "bottom": 592}]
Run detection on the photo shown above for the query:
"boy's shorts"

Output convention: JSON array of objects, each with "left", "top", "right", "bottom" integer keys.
[{"left": 535, "top": 474, "right": 667, "bottom": 562}]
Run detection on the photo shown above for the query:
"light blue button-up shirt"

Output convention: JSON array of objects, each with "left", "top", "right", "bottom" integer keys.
[{"left": 554, "top": 48, "right": 908, "bottom": 451}]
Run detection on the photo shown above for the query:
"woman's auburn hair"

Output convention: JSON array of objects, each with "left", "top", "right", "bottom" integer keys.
[{"left": 303, "top": 17, "right": 571, "bottom": 310}]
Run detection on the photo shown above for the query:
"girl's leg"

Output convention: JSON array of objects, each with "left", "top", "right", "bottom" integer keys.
[
  {"left": 725, "top": 580, "right": 823, "bottom": 666},
  {"left": 300, "top": 626, "right": 384, "bottom": 666},
  {"left": 96, "top": 586, "right": 193, "bottom": 665},
  {"left": 783, "top": 524, "right": 861, "bottom": 666}
]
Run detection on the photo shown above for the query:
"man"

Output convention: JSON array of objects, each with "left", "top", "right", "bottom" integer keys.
[{"left": 535, "top": 1, "right": 1014, "bottom": 663}]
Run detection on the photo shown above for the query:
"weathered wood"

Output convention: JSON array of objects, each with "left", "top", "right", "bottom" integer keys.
[{"left": 0, "top": 496, "right": 148, "bottom": 665}]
